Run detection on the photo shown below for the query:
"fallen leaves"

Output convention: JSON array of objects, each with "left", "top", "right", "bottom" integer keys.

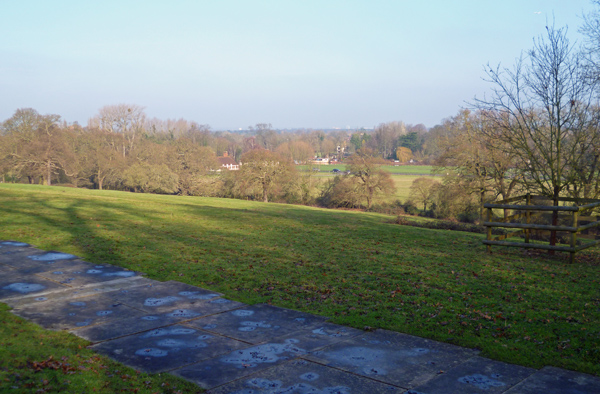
[{"left": 28, "top": 355, "right": 78, "bottom": 375}]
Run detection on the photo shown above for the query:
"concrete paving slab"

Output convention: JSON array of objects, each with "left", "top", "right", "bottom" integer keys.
[
  {"left": 3, "top": 276, "right": 158, "bottom": 308},
  {"left": 0, "top": 273, "right": 69, "bottom": 300},
  {"left": 0, "top": 243, "right": 38, "bottom": 264},
  {"left": 73, "top": 310, "right": 199, "bottom": 343},
  {"left": 74, "top": 292, "right": 248, "bottom": 343},
  {"left": 108, "top": 280, "right": 242, "bottom": 314},
  {"left": 11, "top": 293, "right": 146, "bottom": 331},
  {"left": 34, "top": 264, "right": 140, "bottom": 286},
  {"left": 0, "top": 263, "right": 16, "bottom": 273},
  {"left": 304, "top": 329, "right": 478, "bottom": 389},
  {"left": 503, "top": 366, "right": 600, "bottom": 394},
  {"left": 3, "top": 258, "right": 99, "bottom": 275},
  {"left": 405, "top": 356, "right": 535, "bottom": 394},
  {"left": 0, "top": 244, "right": 83, "bottom": 273},
  {"left": 277, "top": 321, "right": 365, "bottom": 348},
  {"left": 207, "top": 358, "right": 403, "bottom": 394},
  {"left": 185, "top": 304, "right": 329, "bottom": 344},
  {"left": 0, "top": 249, "right": 79, "bottom": 267},
  {"left": 172, "top": 337, "right": 316, "bottom": 389},
  {"left": 91, "top": 324, "right": 248, "bottom": 373}
]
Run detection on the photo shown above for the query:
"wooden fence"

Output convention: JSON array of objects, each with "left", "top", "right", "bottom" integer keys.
[{"left": 482, "top": 194, "right": 600, "bottom": 263}]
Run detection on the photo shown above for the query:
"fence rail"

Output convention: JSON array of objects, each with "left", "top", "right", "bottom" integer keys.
[{"left": 482, "top": 194, "right": 600, "bottom": 263}]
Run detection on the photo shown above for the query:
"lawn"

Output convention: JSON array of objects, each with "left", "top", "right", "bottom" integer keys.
[{"left": 1, "top": 183, "right": 599, "bottom": 379}]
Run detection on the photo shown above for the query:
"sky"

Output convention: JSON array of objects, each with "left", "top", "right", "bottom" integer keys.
[{"left": 0, "top": 0, "right": 596, "bottom": 130}]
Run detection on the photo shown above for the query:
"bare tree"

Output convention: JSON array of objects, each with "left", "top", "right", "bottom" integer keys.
[
  {"left": 171, "top": 138, "right": 219, "bottom": 195},
  {"left": 79, "top": 129, "right": 126, "bottom": 190},
  {"left": 433, "top": 110, "right": 520, "bottom": 219},
  {"left": 1, "top": 109, "right": 75, "bottom": 185},
  {"left": 89, "top": 104, "right": 146, "bottom": 157},
  {"left": 346, "top": 148, "right": 395, "bottom": 209},
  {"left": 581, "top": 0, "right": 600, "bottom": 82},
  {"left": 474, "top": 25, "right": 598, "bottom": 246},
  {"left": 276, "top": 140, "right": 314, "bottom": 163},
  {"left": 409, "top": 177, "right": 439, "bottom": 211},
  {"left": 371, "top": 121, "right": 405, "bottom": 159},
  {"left": 238, "top": 149, "right": 295, "bottom": 203}
]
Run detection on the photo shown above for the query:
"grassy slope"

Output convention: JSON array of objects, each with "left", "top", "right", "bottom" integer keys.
[{"left": 0, "top": 184, "right": 599, "bottom": 377}]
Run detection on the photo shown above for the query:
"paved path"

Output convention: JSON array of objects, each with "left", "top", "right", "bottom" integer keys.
[{"left": 0, "top": 240, "right": 598, "bottom": 393}]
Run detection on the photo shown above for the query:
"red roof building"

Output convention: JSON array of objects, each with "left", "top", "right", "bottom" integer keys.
[{"left": 217, "top": 151, "right": 239, "bottom": 170}]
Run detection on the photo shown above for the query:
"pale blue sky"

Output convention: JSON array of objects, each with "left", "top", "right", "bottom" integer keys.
[{"left": 0, "top": 0, "right": 595, "bottom": 130}]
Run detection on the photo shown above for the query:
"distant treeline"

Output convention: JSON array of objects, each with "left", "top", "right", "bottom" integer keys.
[{"left": 0, "top": 105, "right": 446, "bottom": 198}]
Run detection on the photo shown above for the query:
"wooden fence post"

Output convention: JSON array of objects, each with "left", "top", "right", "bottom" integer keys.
[
  {"left": 570, "top": 207, "right": 578, "bottom": 264},
  {"left": 487, "top": 207, "right": 492, "bottom": 253},
  {"left": 525, "top": 193, "right": 531, "bottom": 244}
]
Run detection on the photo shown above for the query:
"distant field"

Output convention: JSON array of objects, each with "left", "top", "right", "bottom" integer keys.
[
  {"left": 1, "top": 184, "right": 599, "bottom": 377},
  {"left": 297, "top": 164, "right": 435, "bottom": 175},
  {"left": 296, "top": 164, "right": 438, "bottom": 203},
  {"left": 390, "top": 174, "right": 424, "bottom": 202}
]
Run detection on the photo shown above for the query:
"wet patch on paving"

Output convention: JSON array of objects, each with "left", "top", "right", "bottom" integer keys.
[
  {"left": 0, "top": 241, "right": 31, "bottom": 247},
  {"left": 73, "top": 310, "right": 205, "bottom": 343},
  {"left": 91, "top": 324, "right": 248, "bottom": 373},
  {"left": 34, "top": 264, "right": 141, "bottom": 286},
  {"left": 3, "top": 276, "right": 157, "bottom": 309},
  {"left": 0, "top": 273, "right": 69, "bottom": 300},
  {"left": 207, "top": 358, "right": 403, "bottom": 393},
  {"left": 108, "top": 280, "right": 243, "bottom": 314},
  {"left": 172, "top": 337, "right": 315, "bottom": 389},
  {"left": 73, "top": 296, "right": 245, "bottom": 343},
  {"left": 186, "top": 304, "right": 328, "bottom": 344},
  {"left": 305, "top": 329, "right": 478, "bottom": 388},
  {"left": 0, "top": 242, "right": 37, "bottom": 264},
  {"left": 0, "top": 249, "right": 78, "bottom": 267},
  {"left": 27, "top": 251, "right": 78, "bottom": 261},
  {"left": 1, "top": 258, "right": 99, "bottom": 275},
  {"left": 11, "top": 293, "right": 146, "bottom": 331},
  {"left": 289, "top": 321, "right": 364, "bottom": 342},
  {"left": 0, "top": 243, "right": 88, "bottom": 274},
  {"left": 503, "top": 366, "right": 600, "bottom": 394},
  {"left": 404, "top": 356, "right": 535, "bottom": 394}
]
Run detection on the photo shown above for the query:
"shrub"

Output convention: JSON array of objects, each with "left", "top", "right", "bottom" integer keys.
[{"left": 318, "top": 175, "right": 363, "bottom": 209}]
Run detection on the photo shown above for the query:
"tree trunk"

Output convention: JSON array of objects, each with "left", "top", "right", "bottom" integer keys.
[
  {"left": 262, "top": 183, "right": 268, "bottom": 203},
  {"left": 46, "top": 162, "right": 51, "bottom": 185}
]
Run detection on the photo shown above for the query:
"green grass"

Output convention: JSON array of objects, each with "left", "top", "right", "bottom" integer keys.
[
  {"left": 297, "top": 164, "right": 434, "bottom": 175},
  {"left": 296, "top": 165, "right": 438, "bottom": 202},
  {"left": 390, "top": 174, "right": 422, "bottom": 202},
  {"left": 1, "top": 183, "right": 599, "bottom": 378}
]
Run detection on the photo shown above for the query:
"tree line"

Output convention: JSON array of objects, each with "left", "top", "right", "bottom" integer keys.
[{"left": 0, "top": 104, "right": 428, "bottom": 208}]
